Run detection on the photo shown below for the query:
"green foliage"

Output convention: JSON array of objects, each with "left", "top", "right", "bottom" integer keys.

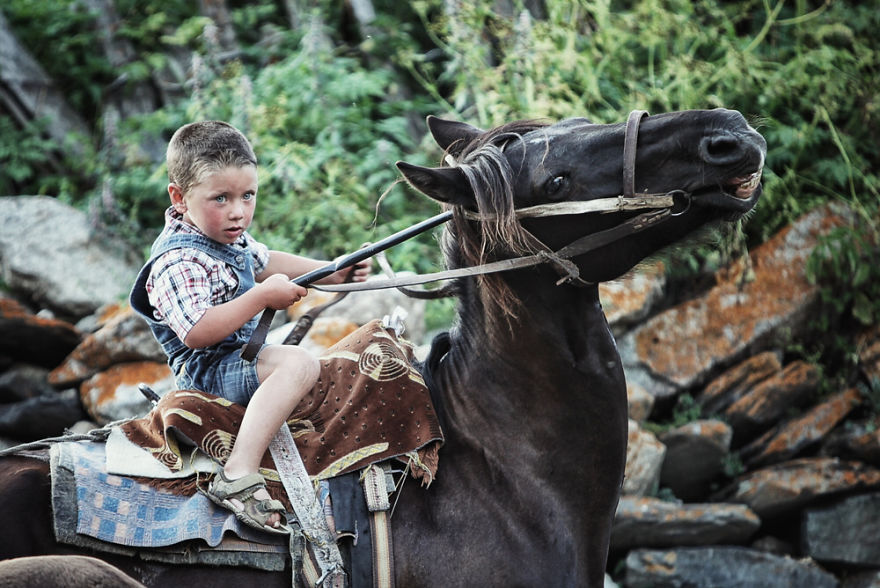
[{"left": 3, "top": 0, "right": 878, "bottom": 341}]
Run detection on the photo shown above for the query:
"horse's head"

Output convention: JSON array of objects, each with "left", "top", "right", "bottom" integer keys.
[{"left": 397, "top": 109, "right": 766, "bottom": 299}]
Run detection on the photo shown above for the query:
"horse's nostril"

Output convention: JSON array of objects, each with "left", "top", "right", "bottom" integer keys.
[{"left": 700, "top": 133, "right": 742, "bottom": 164}]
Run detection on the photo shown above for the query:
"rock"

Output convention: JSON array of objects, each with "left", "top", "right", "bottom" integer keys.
[
  {"left": 80, "top": 361, "right": 174, "bottom": 424},
  {"left": 0, "top": 196, "right": 141, "bottom": 319},
  {"left": 611, "top": 496, "right": 760, "bottom": 552},
  {"left": 821, "top": 415, "right": 880, "bottom": 467},
  {"left": 623, "top": 546, "right": 838, "bottom": 588},
  {"left": 0, "top": 364, "right": 56, "bottom": 403},
  {"left": 620, "top": 203, "right": 850, "bottom": 399},
  {"left": 803, "top": 491, "right": 880, "bottom": 567},
  {"left": 295, "top": 274, "right": 428, "bottom": 343},
  {"left": 859, "top": 324, "right": 880, "bottom": 388},
  {"left": 268, "top": 316, "right": 361, "bottom": 356},
  {"left": 698, "top": 351, "right": 782, "bottom": 416},
  {"left": 659, "top": 419, "right": 733, "bottom": 501},
  {"left": 0, "top": 389, "right": 87, "bottom": 440},
  {"left": 0, "top": 294, "right": 81, "bottom": 368},
  {"left": 48, "top": 306, "right": 165, "bottom": 387},
  {"left": 742, "top": 388, "right": 863, "bottom": 468},
  {"left": 624, "top": 419, "right": 666, "bottom": 496},
  {"left": 723, "top": 457, "right": 880, "bottom": 517},
  {"left": 724, "top": 360, "right": 820, "bottom": 445},
  {"left": 843, "top": 570, "right": 880, "bottom": 588},
  {"left": 627, "top": 382, "right": 655, "bottom": 423},
  {"left": 599, "top": 261, "right": 666, "bottom": 335}
]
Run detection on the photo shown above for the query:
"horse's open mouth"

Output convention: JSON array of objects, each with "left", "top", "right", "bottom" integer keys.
[
  {"left": 726, "top": 169, "right": 763, "bottom": 200},
  {"left": 691, "top": 167, "right": 763, "bottom": 214}
]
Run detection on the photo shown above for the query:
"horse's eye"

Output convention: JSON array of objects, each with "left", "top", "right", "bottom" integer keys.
[{"left": 545, "top": 175, "right": 568, "bottom": 199}]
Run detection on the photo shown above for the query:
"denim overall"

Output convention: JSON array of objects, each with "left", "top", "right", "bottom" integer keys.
[{"left": 129, "top": 233, "right": 261, "bottom": 403}]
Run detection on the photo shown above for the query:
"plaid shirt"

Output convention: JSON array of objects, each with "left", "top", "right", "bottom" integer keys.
[{"left": 146, "top": 207, "right": 269, "bottom": 342}]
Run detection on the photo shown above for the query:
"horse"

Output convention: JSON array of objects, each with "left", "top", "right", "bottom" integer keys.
[{"left": 0, "top": 109, "right": 765, "bottom": 587}]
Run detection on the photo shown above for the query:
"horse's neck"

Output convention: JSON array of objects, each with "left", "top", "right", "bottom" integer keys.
[{"left": 437, "top": 281, "right": 627, "bottom": 458}]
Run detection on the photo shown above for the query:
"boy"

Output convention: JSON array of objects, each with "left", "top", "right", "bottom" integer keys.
[{"left": 130, "top": 121, "right": 370, "bottom": 534}]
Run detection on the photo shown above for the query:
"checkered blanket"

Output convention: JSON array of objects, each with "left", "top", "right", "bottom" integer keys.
[{"left": 50, "top": 440, "right": 288, "bottom": 569}]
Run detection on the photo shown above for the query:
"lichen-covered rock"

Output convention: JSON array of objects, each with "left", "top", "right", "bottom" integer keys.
[
  {"left": 620, "top": 203, "right": 850, "bottom": 399},
  {"left": 723, "top": 457, "right": 880, "bottom": 517},
  {"left": 612, "top": 497, "right": 759, "bottom": 552},
  {"left": 623, "top": 546, "right": 838, "bottom": 588},
  {"left": 624, "top": 419, "right": 666, "bottom": 496}
]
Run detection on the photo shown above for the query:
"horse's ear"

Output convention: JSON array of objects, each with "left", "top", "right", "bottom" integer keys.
[
  {"left": 396, "top": 161, "right": 475, "bottom": 208},
  {"left": 427, "top": 115, "right": 484, "bottom": 154}
]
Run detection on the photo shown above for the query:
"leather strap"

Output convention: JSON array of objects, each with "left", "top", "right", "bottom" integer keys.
[
  {"left": 314, "top": 208, "right": 672, "bottom": 293},
  {"left": 623, "top": 110, "right": 648, "bottom": 198}
]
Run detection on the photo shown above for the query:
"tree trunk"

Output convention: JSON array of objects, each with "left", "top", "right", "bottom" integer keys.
[{"left": 0, "top": 9, "right": 89, "bottom": 164}]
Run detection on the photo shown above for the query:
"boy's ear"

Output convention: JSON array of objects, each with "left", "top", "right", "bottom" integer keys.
[{"left": 168, "top": 183, "right": 187, "bottom": 213}]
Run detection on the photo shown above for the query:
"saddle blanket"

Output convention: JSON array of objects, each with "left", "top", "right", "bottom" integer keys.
[{"left": 50, "top": 439, "right": 289, "bottom": 570}]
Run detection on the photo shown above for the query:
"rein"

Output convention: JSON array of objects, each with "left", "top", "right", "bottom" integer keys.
[{"left": 243, "top": 111, "right": 688, "bottom": 354}]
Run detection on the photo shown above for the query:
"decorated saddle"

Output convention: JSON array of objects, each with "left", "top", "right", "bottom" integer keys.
[{"left": 119, "top": 319, "right": 443, "bottom": 502}]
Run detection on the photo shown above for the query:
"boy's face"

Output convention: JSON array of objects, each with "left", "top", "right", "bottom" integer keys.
[{"left": 169, "top": 165, "right": 258, "bottom": 244}]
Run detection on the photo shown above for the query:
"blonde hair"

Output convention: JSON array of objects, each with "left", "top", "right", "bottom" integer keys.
[{"left": 166, "top": 121, "right": 257, "bottom": 194}]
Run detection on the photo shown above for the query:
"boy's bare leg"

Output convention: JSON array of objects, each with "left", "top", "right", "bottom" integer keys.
[{"left": 223, "top": 345, "right": 320, "bottom": 527}]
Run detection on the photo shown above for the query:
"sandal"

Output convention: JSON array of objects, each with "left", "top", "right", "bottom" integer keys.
[{"left": 204, "top": 471, "right": 290, "bottom": 536}]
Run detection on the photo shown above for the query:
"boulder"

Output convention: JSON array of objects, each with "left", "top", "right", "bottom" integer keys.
[
  {"left": 0, "top": 389, "right": 87, "bottom": 440},
  {"left": 49, "top": 306, "right": 165, "bottom": 387},
  {"left": 80, "top": 361, "right": 174, "bottom": 424},
  {"left": 821, "top": 415, "right": 880, "bottom": 467},
  {"left": 742, "top": 388, "right": 863, "bottom": 468},
  {"left": 659, "top": 419, "right": 733, "bottom": 501},
  {"left": 623, "top": 546, "right": 838, "bottom": 588},
  {"left": 624, "top": 419, "right": 666, "bottom": 496},
  {"left": 722, "top": 457, "right": 880, "bottom": 517},
  {"left": 0, "top": 364, "right": 56, "bottom": 403},
  {"left": 268, "top": 316, "right": 361, "bottom": 356},
  {"left": 611, "top": 497, "right": 759, "bottom": 552},
  {"left": 0, "top": 196, "right": 141, "bottom": 319},
  {"left": 723, "top": 360, "right": 820, "bottom": 445},
  {"left": 697, "top": 351, "right": 782, "bottom": 416},
  {"left": 627, "top": 382, "right": 655, "bottom": 423},
  {"left": 620, "top": 203, "right": 850, "bottom": 399},
  {"left": 599, "top": 261, "right": 666, "bottom": 335},
  {"left": 0, "top": 294, "right": 81, "bottom": 368},
  {"left": 803, "top": 491, "right": 880, "bottom": 567}
]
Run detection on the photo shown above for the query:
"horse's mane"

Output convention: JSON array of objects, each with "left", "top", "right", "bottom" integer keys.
[{"left": 440, "top": 120, "right": 550, "bottom": 332}]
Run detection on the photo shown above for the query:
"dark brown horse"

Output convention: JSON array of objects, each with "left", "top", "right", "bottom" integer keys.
[{"left": 0, "top": 109, "right": 765, "bottom": 587}]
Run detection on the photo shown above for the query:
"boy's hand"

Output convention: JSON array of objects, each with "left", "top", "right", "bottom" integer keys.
[
  {"left": 348, "top": 257, "right": 372, "bottom": 283},
  {"left": 257, "top": 273, "right": 308, "bottom": 309},
  {"left": 333, "top": 243, "right": 373, "bottom": 284}
]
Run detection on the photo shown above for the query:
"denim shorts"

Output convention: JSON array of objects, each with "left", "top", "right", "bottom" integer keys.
[{"left": 175, "top": 345, "right": 262, "bottom": 406}]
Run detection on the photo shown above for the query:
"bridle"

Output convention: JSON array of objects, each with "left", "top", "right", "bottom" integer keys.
[
  {"left": 318, "top": 110, "right": 690, "bottom": 293},
  {"left": 242, "top": 112, "right": 689, "bottom": 356}
]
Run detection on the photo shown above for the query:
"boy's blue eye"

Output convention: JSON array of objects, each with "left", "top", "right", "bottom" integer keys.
[
  {"left": 215, "top": 194, "right": 227, "bottom": 203},
  {"left": 243, "top": 192, "right": 255, "bottom": 200}
]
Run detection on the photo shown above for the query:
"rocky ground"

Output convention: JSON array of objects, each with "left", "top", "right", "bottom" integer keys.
[{"left": 1, "top": 196, "right": 879, "bottom": 587}]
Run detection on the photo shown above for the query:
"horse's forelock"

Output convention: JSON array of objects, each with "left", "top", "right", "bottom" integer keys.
[{"left": 445, "top": 120, "right": 549, "bottom": 329}]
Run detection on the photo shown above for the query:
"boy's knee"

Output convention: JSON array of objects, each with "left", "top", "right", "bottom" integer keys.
[{"left": 261, "top": 345, "right": 320, "bottom": 383}]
